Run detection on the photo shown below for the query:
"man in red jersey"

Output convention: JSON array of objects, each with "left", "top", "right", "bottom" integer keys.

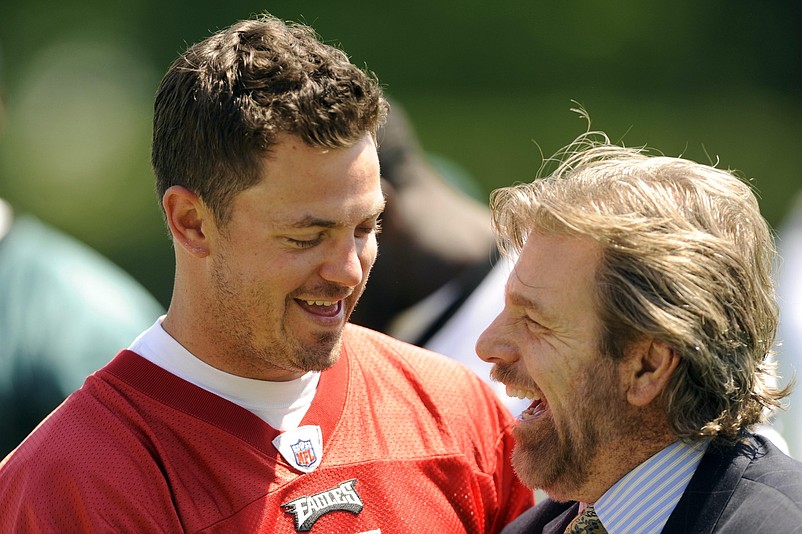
[{"left": 0, "top": 13, "right": 532, "bottom": 533}]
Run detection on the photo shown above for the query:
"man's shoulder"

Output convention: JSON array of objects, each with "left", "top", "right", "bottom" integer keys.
[
  {"left": 0, "top": 367, "right": 187, "bottom": 530},
  {"left": 342, "top": 323, "right": 513, "bottom": 429},
  {"left": 714, "top": 435, "right": 802, "bottom": 530},
  {"left": 339, "top": 323, "right": 530, "bottom": 520},
  {"left": 715, "top": 434, "right": 802, "bottom": 498},
  {"left": 344, "top": 323, "right": 477, "bottom": 372},
  {"left": 666, "top": 434, "right": 802, "bottom": 532},
  {"left": 1, "top": 369, "right": 139, "bottom": 467},
  {"left": 739, "top": 434, "right": 802, "bottom": 503},
  {"left": 0, "top": 377, "right": 139, "bottom": 509}
]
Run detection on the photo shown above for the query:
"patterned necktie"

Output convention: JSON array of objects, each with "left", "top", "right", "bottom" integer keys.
[{"left": 564, "top": 505, "right": 607, "bottom": 534}]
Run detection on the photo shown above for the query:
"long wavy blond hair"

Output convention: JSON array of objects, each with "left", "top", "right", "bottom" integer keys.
[{"left": 490, "top": 131, "right": 790, "bottom": 441}]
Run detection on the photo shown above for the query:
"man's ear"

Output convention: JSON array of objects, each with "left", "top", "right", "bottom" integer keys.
[
  {"left": 624, "top": 338, "right": 680, "bottom": 407},
  {"left": 162, "top": 185, "right": 211, "bottom": 258}
]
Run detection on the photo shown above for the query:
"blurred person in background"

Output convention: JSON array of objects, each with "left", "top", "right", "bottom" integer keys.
[
  {"left": 350, "top": 100, "right": 530, "bottom": 415},
  {"left": 478, "top": 132, "right": 802, "bottom": 533},
  {"left": 0, "top": 47, "right": 164, "bottom": 458},
  {"left": 0, "top": 14, "right": 531, "bottom": 532}
]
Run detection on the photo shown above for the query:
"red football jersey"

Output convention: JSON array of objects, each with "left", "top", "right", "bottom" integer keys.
[{"left": 0, "top": 324, "right": 532, "bottom": 532}]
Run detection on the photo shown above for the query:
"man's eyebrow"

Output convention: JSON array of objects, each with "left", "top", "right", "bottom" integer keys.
[
  {"left": 285, "top": 207, "right": 385, "bottom": 230},
  {"left": 507, "top": 289, "right": 554, "bottom": 322},
  {"left": 288, "top": 216, "right": 338, "bottom": 229},
  {"left": 508, "top": 291, "right": 540, "bottom": 312}
]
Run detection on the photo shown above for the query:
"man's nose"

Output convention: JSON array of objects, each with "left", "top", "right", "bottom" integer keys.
[
  {"left": 319, "top": 237, "right": 366, "bottom": 287},
  {"left": 475, "top": 312, "right": 518, "bottom": 365}
]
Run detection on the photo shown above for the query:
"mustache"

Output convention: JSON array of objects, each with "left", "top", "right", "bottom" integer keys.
[
  {"left": 490, "top": 362, "right": 534, "bottom": 390},
  {"left": 292, "top": 284, "right": 354, "bottom": 301}
]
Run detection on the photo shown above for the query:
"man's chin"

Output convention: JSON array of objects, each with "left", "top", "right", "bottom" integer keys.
[
  {"left": 300, "top": 351, "right": 340, "bottom": 373},
  {"left": 511, "top": 457, "right": 581, "bottom": 503},
  {"left": 511, "top": 445, "right": 549, "bottom": 495},
  {"left": 511, "top": 433, "right": 591, "bottom": 503},
  {"left": 295, "top": 333, "right": 343, "bottom": 372}
]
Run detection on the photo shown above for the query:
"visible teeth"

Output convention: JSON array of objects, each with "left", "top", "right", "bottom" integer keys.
[
  {"left": 304, "top": 300, "right": 335, "bottom": 306},
  {"left": 505, "top": 386, "right": 541, "bottom": 401}
]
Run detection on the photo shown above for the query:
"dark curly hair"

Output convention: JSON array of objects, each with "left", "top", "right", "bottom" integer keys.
[{"left": 151, "top": 13, "right": 388, "bottom": 225}]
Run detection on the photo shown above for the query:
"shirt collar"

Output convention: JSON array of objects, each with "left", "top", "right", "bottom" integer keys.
[{"left": 594, "top": 438, "right": 710, "bottom": 534}]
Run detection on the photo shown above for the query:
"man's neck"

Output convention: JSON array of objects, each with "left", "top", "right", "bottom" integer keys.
[{"left": 574, "top": 419, "right": 678, "bottom": 503}]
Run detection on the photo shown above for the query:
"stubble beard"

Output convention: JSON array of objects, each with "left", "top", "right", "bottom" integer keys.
[
  {"left": 209, "top": 263, "right": 349, "bottom": 376},
  {"left": 511, "top": 357, "right": 631, "bottom": 502},
  {"left": 243, "top": 295, "right": 350, "bottom": 375},
  {"left": 289, "top": 280, "right": 367, "bottom": 372},
  {"left": 289, "top": 327, "right": 343, "bottom": 372}
]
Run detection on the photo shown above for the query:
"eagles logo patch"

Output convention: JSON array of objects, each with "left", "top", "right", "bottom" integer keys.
[{"left": 282, "top": 479, "right": 363, "bottom": 532}]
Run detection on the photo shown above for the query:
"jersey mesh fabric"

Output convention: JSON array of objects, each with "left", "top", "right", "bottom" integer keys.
[{"left": 0, "top": 324, "right": 532, "bottom": 532}]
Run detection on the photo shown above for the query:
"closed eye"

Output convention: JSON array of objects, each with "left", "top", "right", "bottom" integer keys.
[
  {"left": 524, "top": 315, "right": 549, "bottom": 334},
  {"left": 356, "top": 219, "right": 382, "bottom": 238},
  {"left": 286, "top": 233, "right": 324, "bottom": 249}
]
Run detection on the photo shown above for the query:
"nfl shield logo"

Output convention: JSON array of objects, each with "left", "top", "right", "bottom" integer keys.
[{"left": 290, "top": 439, "right": 317, "bottom": 468}]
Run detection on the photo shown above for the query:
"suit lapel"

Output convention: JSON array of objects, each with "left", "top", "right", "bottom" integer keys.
[
  {"left": 505, "top": 499, "right": 577, "bottom": 534},
  {"left": 544, "top": 502, "right": 580, "bottom": 534}
]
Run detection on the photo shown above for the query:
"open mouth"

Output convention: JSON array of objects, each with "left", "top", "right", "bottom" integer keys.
[
  {"left": 505, "top": 385, "right": 548, "bottom": 421},
  {"left": 295, "top": 299, "right": 343, "bottom": 317}
]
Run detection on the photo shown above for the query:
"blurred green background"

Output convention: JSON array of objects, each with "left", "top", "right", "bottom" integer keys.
[{"left": 1, "top": 0, "right": 800, "bottom": 306}]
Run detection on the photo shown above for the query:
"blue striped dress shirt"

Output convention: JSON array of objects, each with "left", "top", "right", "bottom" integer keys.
[{"left": 594, "top": 438, "right": 710, "bottom": 534}]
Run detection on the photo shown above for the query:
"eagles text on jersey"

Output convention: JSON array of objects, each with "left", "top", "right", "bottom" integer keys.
[{"left": 281, "top": 479, "right": 364, "bottom": 531}]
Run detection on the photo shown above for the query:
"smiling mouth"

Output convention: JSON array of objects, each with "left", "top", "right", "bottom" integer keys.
[
  {"left": 296, "top": 299, "right": 343, "bottom": 317},
  {"left": 505, "top": 385, "right": 548, "bottom": 421}
]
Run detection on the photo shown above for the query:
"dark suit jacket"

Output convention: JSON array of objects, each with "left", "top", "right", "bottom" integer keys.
[{"left": 501, "top": 434, "right": 802, "bottom": 533}]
